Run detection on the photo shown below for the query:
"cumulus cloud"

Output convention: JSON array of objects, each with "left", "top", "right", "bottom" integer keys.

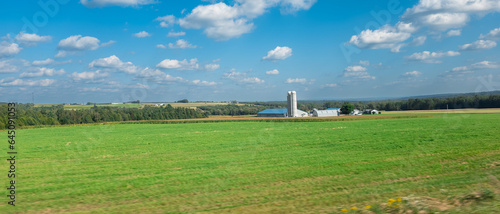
[
  {"left": 401, "top": 70, "right": 422, "bottom": 77},
  {"left": 0, "top": 41, "right": 22, "bottom": 58},
  {"left": 20, "top": 68, "right": 65, "bottom": 78},
  {"left": 265, "top": 69, "right": 279, "bottom": 75},
  {"left": 480, "top": 27, "right": 500, "bottom": 40},
  {"left": 80, "top": 0, "right": 156, "bottom": 8},
  {"left": 133, "top": 31, "right": 151, "bottom": 38},
  {"left": 191, "top": 80, "right": 218, "bottom": 86},
  {"left": 58, "top": 35, "right": 100, "bottom": 51},
  {"left": 70, "top": 70, "right": 109, "bottom": 82},
  {"left": 445, "top": 61, "right": 498, "bottom": 77},
  {"left": 167, "top": 31, "right": 186, "bottom": 37},
  {"left": 15, "top": 32, "right": 51, "bottom": 46},
  {"left": 347, "top": 22, "right": 415, "bottom": 52},
  {"left": 179, "top": 1, "right": 316, "bottom": 40},
  {"left": 406, "top": 50, "right": 460, "bottom": 63},
  {"left": 262, "top": 46, "right": 292, "bottom": 61},
  {"left": 156, "top": 58, "right": 199, "bottom": 70},
  {"left": 447, "top": 29, "right": 461, "bottom": 37},
  {"left": 89, "top": 55, "right": 138, "bottom": 74},
  {"left": 204, "top": 63, "right": 220, "bottom": 71},
  {"left": 168, "top": 39, "right": 197, "bottom": 49},
  {"left": 156, "top": 15, "right": 176, "bottom": 28},
  {"left": 156, "top": 44, "right": 167, "bottom": 49},
  {"left": 459, "top": 40, "right": 497, "bottom": 51},
  {"left": 342, "top": 65, "right": 375, "bottom": 80},
  {"left": 32, "top": 58, "right": 55, "bottom": 66},
  {"left": 285, "top": 78, "right": 307, "bottom": 84},
  {"left": 0, "top": 59, "right": 29, "bottom": 73},
  {"left": 223, "top": 69, "right": 264, "bottom": 84},
  {"left": 0, "top": 78, "right": 55, "bottom": 86}
]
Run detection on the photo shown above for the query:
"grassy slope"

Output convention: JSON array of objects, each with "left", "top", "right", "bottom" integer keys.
[{"left": 2, "top": 114, "right": 500, "bottom": 213}]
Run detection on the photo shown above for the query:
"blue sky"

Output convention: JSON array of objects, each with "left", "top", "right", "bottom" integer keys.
[{"left": 1, "top": 0, "right": 500, "bottom": 103}]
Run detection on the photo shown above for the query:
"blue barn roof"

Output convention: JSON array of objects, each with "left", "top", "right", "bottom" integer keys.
[{"left": 257, "top": 108, "right": 288, "bottom": 114}]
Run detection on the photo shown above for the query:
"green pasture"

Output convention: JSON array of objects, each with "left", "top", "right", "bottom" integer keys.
[{"left": 2, "top": 113, "right": 500, "bottom": 213}]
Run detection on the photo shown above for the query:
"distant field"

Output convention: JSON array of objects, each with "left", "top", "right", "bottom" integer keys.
[
  {"left": 383, "top": 108, "right": 500, "bottom": 114},
  {"left": 35, "top": 103, "right": 142, "bottom": 110},
  {"left": 3, "top": 113, "right": 499, "bottom": 213},
  {"left": 142, "top": 102, "right": 247, "bottom": 109}
]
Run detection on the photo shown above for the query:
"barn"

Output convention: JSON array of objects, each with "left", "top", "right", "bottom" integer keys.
[
  {"left": 257, "top": 109, "right": 288, "bottom": 117},
  {"left": 312, "top": 108, "right": 339, "bottom": 117}
]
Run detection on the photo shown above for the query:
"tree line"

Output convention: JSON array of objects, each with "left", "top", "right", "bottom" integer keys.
[{"left": 0, "top": 103, "right": 207, "bottom": 129}]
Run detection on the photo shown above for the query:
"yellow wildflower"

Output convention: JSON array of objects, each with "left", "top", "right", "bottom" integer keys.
[
  {"left": 388, "top": 198, "right": 396, "bottom": 202},
  {"left": 365, "top": 205, "right": 371, "bottom": 209},
  {"left": 340, "top": 208, "right": 349, "bottom": 212},
  {"left": 351, "top": 206, "right": 357, "bottom": 210},
  {"left": 397, "top": 197, "right": 402, "bottom": 202}
]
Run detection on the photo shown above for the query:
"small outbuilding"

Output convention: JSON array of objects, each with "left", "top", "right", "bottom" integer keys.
[
  {"left": 351, "top": 109, "right": 360, "bottom": 115},
  {"left": 257, "top": 109, "right": 287, "bottom": 117}
]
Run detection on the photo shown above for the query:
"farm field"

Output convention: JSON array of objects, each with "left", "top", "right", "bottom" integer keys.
[
  {"left": 35, "top": 103, "right": 142, "bottom": 110},
  {"left": 142, "top": 102, "right": 247, "bottom": 109},
  {"left": 382, "top": 108, "right": 500, "bottom": 115},
  {"left": 2, "top": 113, "right": 500, "bottom": 213}
]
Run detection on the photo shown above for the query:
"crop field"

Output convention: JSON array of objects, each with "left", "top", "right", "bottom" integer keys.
[
  {"left": 142, "top": 102, "right": 247, "bottom": 109},
  {"left": 2, "top": 113, "right": 500, "bottom": 213}
]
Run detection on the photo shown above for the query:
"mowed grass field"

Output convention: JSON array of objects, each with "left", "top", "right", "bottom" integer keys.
[{"left": 3, "top": 113, "right": 500, "bottom": 213}]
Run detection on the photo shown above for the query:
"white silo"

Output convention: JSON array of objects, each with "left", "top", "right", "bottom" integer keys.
[
  {"left": 291, "top": 91, "right": 297, "bottom": 117},
  {"left": 286, "top": 91, "right": 292, "bottom": 117}
]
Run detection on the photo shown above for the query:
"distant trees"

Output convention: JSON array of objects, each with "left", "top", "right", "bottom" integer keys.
[
  {"left": 198, "top": 104, "right": 267, "bottom": 116},
  {"left": 177, "top": 99, "right": 189, "bottom": 103},
  {"left": 340, "top": 103, "right": 355, "bottom": 115},
  {"left": 0, "top": 104, "right": 207, "bottom": 129}
]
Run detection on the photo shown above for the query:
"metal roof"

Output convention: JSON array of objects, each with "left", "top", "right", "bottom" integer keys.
[
  {"left": 257, "top": 108, "right": 288, "bottom": 114},
  {"left": 326, "top": 108, "right": 341, "bottom": 110}
]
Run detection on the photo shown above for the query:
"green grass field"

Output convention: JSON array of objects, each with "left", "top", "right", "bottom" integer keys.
[{"left": 2, "top": 113, "right": 500, "bottom": 213}]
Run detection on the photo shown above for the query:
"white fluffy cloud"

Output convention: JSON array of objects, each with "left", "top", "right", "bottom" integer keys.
[
  {"left": 480, "top": 27, "right": 500, "bottom": 40},
  {"left": 0, "top": 59, "right": 29, "bottom": 73},
  {"left": 223, "top": 70, "right": 264, "bottom": 84},
  {"left": 342, "top": 65, "right": 375, "bottom": 80},
  {"left": 0, "top": 42, "right": 22, "bottom": 58},
  {"left": 402, "top": 70, "right": 422, "bottom": 77},
  {"left": 348, "top": 22, "right": 415, "bottom": 52},
  {"left": 265, "top": 69, "right": 279, "bottom": 75},
  {"left": 179, "top": 1, "right": 316, "bottom": 40},
  {"left": 15, "top": 32, "right": 51, "bottom": 46},
  {"left": 459, "top": 40, "right": 497, "bottom": 51},
  {"left": 262, "top": 46, "right": 292, "bottom": 61},
  {"left": 285, "top": 78, "right": 307, "bottom": 84},
  {"left": 80, "top": 0, "right": 156, "bottom": 8},
  {"left": 20, "top": 68, "right": 65, "bottom": 78},
  {"left": 70, "top": 70, "right": 109, "bottom": 82},
  {"left": 135, "top": 68, "right": 186, "bottom": 82},
  {"left": 89, "top": 55, "right": 138, "bottom": 73},
  {"left": 156, "top": 44, "right": 167, "bottom": 49},
  {"left": 406, "top": 50, "right": 460, "bottom": 63},
  {"left": 402, "top": 0, "right": 500, "bottom": 31},
  {"left": 323, "top": 83, "right": 338, "bottom": 87},
  {"left": 133, "top": 31, "right": 151, "bottom": 38},
  {"left": 156, "top": 58, "right": 199, "bottom": 70},
  {"left": 446, "top": 29, "right": 461, "bottom": 37},
  {"left": 191, "top": 80, "right": 218, "bottom": 86},
  {"left": 0, "top": 78, "right": 55, "bottom": 86},
  {"left": 168, "top": 39, "right": 197, "bottom": 49},
  {"left": 204, "top": 63, "right": 220, "bottom": 71},
  {"left": 445, "top": 61, "right": 498, "bottom": 77},
  {"left": 167, "top": 31, "right": 186, "bottom": 37},
  {"left": 156, "top": 15, "right": 176, "bottom": 28},
  {"left": 58, "top": 35, "right": 100, "bottom": 51},
  {"left": 32, "top": 58, "right": 55, "bottom": 66}
]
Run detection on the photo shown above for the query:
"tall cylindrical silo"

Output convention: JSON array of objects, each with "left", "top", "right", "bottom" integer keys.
[
  {"left": 292, "top": 91, "right": 297, "bottom": 117},
  {"left": 287, "top": 91, "right": 292, "bottom": 117}
]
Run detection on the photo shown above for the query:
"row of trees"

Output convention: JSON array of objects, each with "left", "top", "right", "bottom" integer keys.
[
  {"left": 0, "top": 104, "right": 207, "bottom": 129},
  {"left": 198, "top": 104, "right": 268, "bottom": 116}
]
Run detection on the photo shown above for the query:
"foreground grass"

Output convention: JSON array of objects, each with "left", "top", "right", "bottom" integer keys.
[{"left": 2, "top": 113, "right": 500, "bottom": 213}]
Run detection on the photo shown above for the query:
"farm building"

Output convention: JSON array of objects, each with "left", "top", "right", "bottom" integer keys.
[
  {"left": 351, "top": 109, "right": 360, "bottom": 115},
  {"left": 362, "top": 109, "right": 378, "bottom": 114},
  {"left": 312, "top": 108, "right": 339, "bottom": 117},
  {"left": 257, "top": 109, "right": 288, "bottom": 117}
]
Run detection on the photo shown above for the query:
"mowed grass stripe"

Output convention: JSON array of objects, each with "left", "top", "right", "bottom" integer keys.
[{"left": 2, "top": 113, "right": 499, "bottom": 213}]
